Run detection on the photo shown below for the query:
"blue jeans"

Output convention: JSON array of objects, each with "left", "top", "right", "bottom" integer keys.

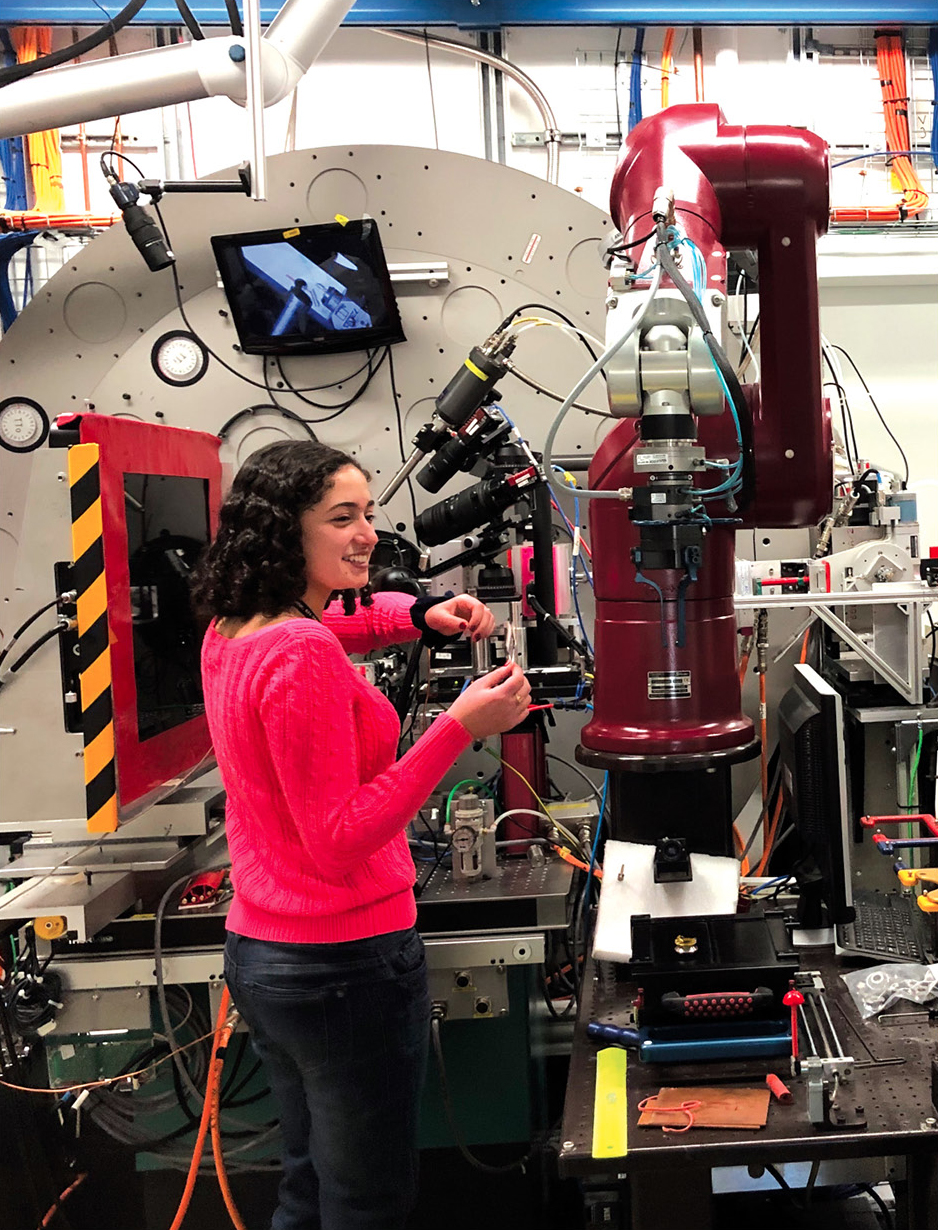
[{"left": 224, "top": 928, "right": 430, "bottom": 1230}]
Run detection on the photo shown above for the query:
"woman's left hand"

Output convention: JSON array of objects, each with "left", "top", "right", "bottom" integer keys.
[{"left": 423, "top": 594, "right": 497, "bottom": 642}]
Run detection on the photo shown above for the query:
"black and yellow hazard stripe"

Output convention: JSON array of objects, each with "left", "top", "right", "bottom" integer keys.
[{"left": 68, "top": 443, "right": 118, "bottom": 833}]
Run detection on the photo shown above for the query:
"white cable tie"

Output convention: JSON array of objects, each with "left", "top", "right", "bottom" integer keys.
[{"left": 572, "top": 526, "right": 581, "bottom": 557}]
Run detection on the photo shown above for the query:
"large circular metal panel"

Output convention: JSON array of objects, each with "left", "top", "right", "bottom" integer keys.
[
  {"left": 440, "top": 286, "right": 503, "bottom": 348},
  {"left": 566, "top": 239, "right": 608, "bottom": 299},
  {"left": 305, "top": 167, "right": 368, "bottom": 222},
  {"left": 62, "top": 282, "right": 127, "bottom": 343}
]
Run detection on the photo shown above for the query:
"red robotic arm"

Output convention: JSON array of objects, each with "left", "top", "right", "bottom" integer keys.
[{"left": 580, "top": 104, "right": 832, "bottom": 779}]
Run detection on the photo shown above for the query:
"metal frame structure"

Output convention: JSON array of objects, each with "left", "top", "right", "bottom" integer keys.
[{"left": 3, "top": 2, "right": 938, "bottom": 26}]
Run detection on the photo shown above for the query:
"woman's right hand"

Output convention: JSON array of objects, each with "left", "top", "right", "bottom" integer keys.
[{"left": 448, "top": 662, "right": 532, "bottom": 740}]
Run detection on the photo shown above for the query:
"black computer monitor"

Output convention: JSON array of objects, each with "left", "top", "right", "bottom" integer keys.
[
  {"left": 211, "top": 218, "right": 406, "bottom": 356},
  {"left": 777, "top": 663, "right": 855, "bottom": 927}
]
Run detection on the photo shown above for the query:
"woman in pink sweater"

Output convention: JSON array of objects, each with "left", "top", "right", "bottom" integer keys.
[{"left": 193, "top": 440, "right": 530, "bottom": 1230}]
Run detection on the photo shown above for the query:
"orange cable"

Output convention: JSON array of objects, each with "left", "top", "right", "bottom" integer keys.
[
  {"left": 758, "top": 670, "right": 768, "bottom": 850},
  {"left": 36, "top": 1172, "right": 88, "bottom": 1230},
  {"left": 738, "top": 650, "right": 751, "bottom": 690},
  {"left": 210, "top": 1015, "right": 248, "bottom": 1230},
  {"left": 0, "top": 213, "right": 118, "bottom": 231},
  {"left": 555, "top": 845, "right": 603, "bottom": 878},
  {"left": 800, "top": 625, "right": 811, "bottom": 666},
  {"left": 755, "top": 792, "right": 784, "bottom": 877},
  {"left": 831, "top": 33, "right": 927, "bottom": 222},
  {"left": 10, "top": 28, "right": 65, "bottom": 214},
  {"left": 733, "top": 824, "right": 751, "bottom": 877},
  {"left": 168, "top": 986, "right": 232, "bottom": 1230},
  {"left": 754, "top": 626, "right": 811, "bottom": 877},
  {"left": 661, "top": 28, "right": 675, "bottom": 108}
]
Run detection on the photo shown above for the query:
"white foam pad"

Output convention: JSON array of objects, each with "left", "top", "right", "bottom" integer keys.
[{"left": 592, "top": 839, "right": 740, "bottom": 963}]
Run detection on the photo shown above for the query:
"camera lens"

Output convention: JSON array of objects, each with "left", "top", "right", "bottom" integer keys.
[
  {"left": 414, "top": 477, "right": 524, "bottom": 547},
  {"left": 416, "top": 433, "right": 476, "bottom": 494}
]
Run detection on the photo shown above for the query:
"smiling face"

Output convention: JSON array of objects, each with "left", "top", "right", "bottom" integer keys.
[{"left": 299, "top": 464, "right": 379, "bottom": 615}]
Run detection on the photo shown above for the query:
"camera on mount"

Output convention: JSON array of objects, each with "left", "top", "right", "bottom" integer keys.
[
  {"left": 415, "top": 406, "right": 512, "bottom": 495},
  {"left": 413, "top": 442, "right": 540, "bottom": 548}
]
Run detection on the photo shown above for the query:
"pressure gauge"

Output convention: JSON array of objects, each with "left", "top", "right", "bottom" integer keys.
[
  {"left": 151, "top": 330, "right": 209, "bottom": 387},
  {"left": 0, "top": 397, "right": 50, "bottom": 452}
]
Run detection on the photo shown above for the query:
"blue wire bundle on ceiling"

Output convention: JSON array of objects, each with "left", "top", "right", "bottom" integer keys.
[
  {"left": 929, "top": 28, "right": 938, "bottom": 172},
  {"left": 0, "top": 31, "right": 28, "bottom": 211},
  {"left": 628, "top": 28, "right": 645, "bottom": 133},
  {"left": 0, "top": 234, "right": 39, "bottom": 331}
]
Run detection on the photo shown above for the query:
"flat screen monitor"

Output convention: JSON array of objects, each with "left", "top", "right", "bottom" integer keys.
[
  {"left": 777, "top": 663, "right": 855, "bottom": 927},
  {"left": 76, "top": 415, "right": 221, "bottom": 824},
  {"left": 211, "top": 218, "right": 406, "bottom": 356},
  {"left": 124, "top": 473, "right": 210, "bottom": 742}
]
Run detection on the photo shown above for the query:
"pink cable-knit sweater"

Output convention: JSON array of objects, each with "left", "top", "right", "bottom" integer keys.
[{"left": 201, "top": 591, "right": 473, "bottom": 944}]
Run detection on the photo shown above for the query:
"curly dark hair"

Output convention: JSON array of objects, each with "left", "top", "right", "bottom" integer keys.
[{"left": 190, "top": 440, "right": 374, "bottom": 619}]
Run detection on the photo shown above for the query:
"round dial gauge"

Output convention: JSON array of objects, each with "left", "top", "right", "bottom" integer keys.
[
  {"left": 151, "top": 330, "right": 209, "bottom": 387},
  {"left": 0, "top": 398, "right": 50, "bottom": 452}
]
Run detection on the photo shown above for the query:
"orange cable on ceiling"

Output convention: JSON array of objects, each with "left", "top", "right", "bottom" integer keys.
[
  {"left": 831, "top": 32, "right": 928, "bottom": 223},
  {"left": 661, "top": 28, "right": 675, "bottom": 109},
  {"left": 9, "top": 27, "right": 65, "bottom": 215}
]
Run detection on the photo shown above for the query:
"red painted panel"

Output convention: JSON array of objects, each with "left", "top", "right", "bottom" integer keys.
[{"left": 78, "top": 416, "right": 221, "bottom": 819}]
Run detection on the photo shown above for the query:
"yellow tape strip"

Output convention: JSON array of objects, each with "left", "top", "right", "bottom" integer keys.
[
  {"left": 71, "top": 497, "right": 102, "bottom": 561},
  {"left": 76, "top": 571, "right": 107, "bottom": 628},
  {"left": 83, "top": 721, "right": 115, "bottom": 782},
  {"left": 87, "top": 796, "right": 119, "bottom": 834},
  {"left": 464, "top": 358, "right": 487, "bottom": 380},
  {"left": 79, "top": 648, "right": 111, "bottom": 710},
  {"left": 67, "top": 443, "right": 98, "bottom": 486},
  {"left": 592, "top": 1047, "right": 628, "bottom": 1159}
]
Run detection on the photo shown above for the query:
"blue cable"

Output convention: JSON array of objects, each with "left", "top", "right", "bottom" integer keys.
[
  {"left": 571, "top": 556, "right": 594, "bottom": 655},
  {"left": 551, "top": 467, "right": 593, "bottom": 587},
  {"left": 0, "top": 31, "right": 28, "bottom": 211},
  {"left": 666, "top": 227, "right": 706, "bottom": 297},
  {"left": 628, "top": 29, "right": 645, "bottom": 132},
  {"left": 693, "top": 352, "right": 745, "bottom": 499},
  {"left": 571, "top": 491, "right": 594, "bottom": 588},
  {"left": 831, "top": 148, "right": 927, "bottom": 168},
  {"left": 557, "top": 479, "right": 594, "bottom": 656},
  {"left": 584, "top": 772, "right": 609, "bottom": 918}
]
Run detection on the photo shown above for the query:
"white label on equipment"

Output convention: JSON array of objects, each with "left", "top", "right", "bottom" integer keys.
[
  {"left": 636, "top": 453, "right": 668, "bottom": 465},
  {"left": 650, "top": 492, "right": 667, "bottom": 504},
  {"left": 522, "top": 233, "right": 542, "bottom": 264},
  {"left": 648, "top": 670, "right": 692, "bottom": 700}
]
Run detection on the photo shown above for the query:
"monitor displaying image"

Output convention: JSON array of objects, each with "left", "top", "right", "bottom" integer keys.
[{"left": 211, "top": 218, "right": 406, "bottom": 356}]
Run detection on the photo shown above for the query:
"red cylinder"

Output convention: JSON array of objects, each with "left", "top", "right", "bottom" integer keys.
[
  {"left": 581, "top": 423, "right": 754, "bottom": 763},
  {"left": 500, "top": 722, "right": 548, "bottom": 849}
]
